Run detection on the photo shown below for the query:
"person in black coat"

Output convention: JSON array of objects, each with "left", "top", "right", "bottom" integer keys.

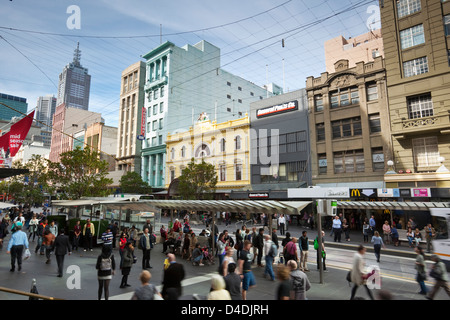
[
  {"left": 53, "top": 229, "right": 72, "bottom": 277},
  {"left": 162, "top": 253, "right": 185, "bottom": 299}
]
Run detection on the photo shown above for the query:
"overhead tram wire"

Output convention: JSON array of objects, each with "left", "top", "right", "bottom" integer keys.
[
  {"left": 0, "top": 0, "right": 293, "bottom": 39},
  {"left": 0, "top": 102, "right": 119, "bottom": 163}
]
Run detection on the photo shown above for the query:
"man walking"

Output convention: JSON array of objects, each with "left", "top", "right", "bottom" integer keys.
[
  {"left": 278, "top": 214, "right": 286, "bottom": 236},
  {"left": 162, "top": 253, "right": 185, "bottom": 300},
  {"left": 350, "top": 245, "right": 374, "bottom": 300},
  {"left": 101, "top": 227, "right": 113, "bottom": 251},
  {"left": 7, "top": 222, "right": 29, "bottom": 272},
  {"left": 35, "top": 218, "right": 49, "bottom": 255},
  {"left": 139, "top": 227, "right": 153, "bottom": 269},
  {"left": 53, "top": 229, "right": 72, "bottom": 277},
  {"left": 263, "top": 235, "right": 276, "bottom": 281},
  {"left": 239, "top": 240, "right": 256, "bottom": 300},
  {"left": 252, "top": 228, "right": 264, "bottom": 267},
  {"left": 299, "top": 231, "right": 309, "bottom": 271}
]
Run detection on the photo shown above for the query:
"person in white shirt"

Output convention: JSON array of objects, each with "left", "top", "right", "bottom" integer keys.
[
  {"left": 278, "top": 214, "right": 286, "bottom": 236},
  {"left": 332, "top": 215, "right": 342, "bottom": 242},
  {"left": 350, "top": 245, "right": 374, "bottom": 300},
  {"left": 263, "top": 235, "right": 276, "bottom": 281}
]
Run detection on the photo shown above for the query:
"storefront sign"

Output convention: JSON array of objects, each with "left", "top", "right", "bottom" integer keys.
[
  {"left": 288, "top": 187, "right": 349, "bottom": 199},
  {"left": 399, "top": 189, "right": 411, "bottom": 197},
  {"left": 350, "top": 188, "right": 377, "bottom": 198},
  {"left": 256, "top": 100, "right": 298, "bottom": 118},
  {"left": 377, "top": 188, "right": 400, "bottom": 197},
  {"left": 248, "top": 193, "right": 269, "bottom": 199},
  {"left": 411, "top": 188, "right": 430, "bottom": 197}
]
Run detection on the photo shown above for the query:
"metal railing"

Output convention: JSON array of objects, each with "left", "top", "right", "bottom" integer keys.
[{"left": 0, "top": 279, "right": 63, "bottom": 300}]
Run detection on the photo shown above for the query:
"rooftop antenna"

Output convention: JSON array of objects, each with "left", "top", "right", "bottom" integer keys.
[{"left": 73, "top": 42, "right": 81, "bottom": 66}]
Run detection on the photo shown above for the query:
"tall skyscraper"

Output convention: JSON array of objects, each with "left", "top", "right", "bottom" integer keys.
[
  {"left": 56, "top": 42, "right": 91, "bottom": 110},
  {"left": 35, "top": 95, "right": 56, "bottom": 128}
]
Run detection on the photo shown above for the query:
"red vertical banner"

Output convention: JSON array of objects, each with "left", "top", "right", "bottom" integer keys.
[
  {"left": 4, "top": 110, "right": 35, "bottom": 157},
  {"left": 139, "top": 106, "right": 146, "bottom": 139}
]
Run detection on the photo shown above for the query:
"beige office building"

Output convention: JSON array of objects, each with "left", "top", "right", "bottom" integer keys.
[
  {"left": 324, "top": 29, "right": 384, "bottom": 73},
  {"left": 306, "top": 56, "right": 392, "bottom": 187},
  {"left": 380, "top": 0, "right": 450, "bottom": 188},
  {"left": 116, "top": 61, "right": 146, "bottom": 174}
]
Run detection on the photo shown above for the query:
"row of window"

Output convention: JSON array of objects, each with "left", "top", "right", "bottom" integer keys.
[
  {"left": 147, "top": 86, "right": 165, "bottom": 102},
  {"left": 169, "top": 136, "right": 243, "bottom": 161},
  {"left": 259, "top": 161, "right": 308, "bottom": 183},
  {"left": 169, "top": 162, "right": 244, "bottom": 183},
  {"left": 314, "top": 83, "right": 378, "bottom": 112},
  {"left": 316, "top": 114, "right": 380, "bottom": 141}
]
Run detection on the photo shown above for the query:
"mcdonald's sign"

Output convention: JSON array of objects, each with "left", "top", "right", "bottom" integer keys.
[{"left": 351, "top": 189, "right": 361, "bottom": 197}]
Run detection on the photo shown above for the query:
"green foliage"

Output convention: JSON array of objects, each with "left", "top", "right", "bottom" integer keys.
[
  {"left": 177, "top": 158, "right": 217, "bottom": 200},
  {"left": 119, "top": 171, "right": 152, "bottom": 194},
  {"left": 46, "top": 146, "right": 113, "bottom": 200}
]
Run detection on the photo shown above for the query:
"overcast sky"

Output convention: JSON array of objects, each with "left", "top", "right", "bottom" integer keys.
[{"left": 0, "top": 0, "right": 380, "bottom": 127}]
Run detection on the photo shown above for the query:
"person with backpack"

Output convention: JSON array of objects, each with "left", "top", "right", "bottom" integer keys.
[
  {"left": 314, "top": 231, "right": 326, "bottom": 271},
  {"left": 288, "top": 260, "right": 311, "bottom": 300},
  {"left": 263, "top": 234, "right": 276, "bottom": 281},
  {"left": 96, "top": 245, "right": 115, "bottom": 300},
  {"left": 283, "top": 237, "right": 298, "bottom": 265}
]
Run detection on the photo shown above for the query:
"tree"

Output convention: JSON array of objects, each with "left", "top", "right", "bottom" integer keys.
[
  {"left": 0, "top": 155, "right": 51, "bottom": 206},
  {"left": 177, "top": 158, "right": 217, "bottom": 200},
  {"left": 119, "top": 171, "right": 152, "bottom": 194},
  {"left": 46, "top": 146, "right": 113, "bottom": 199}
]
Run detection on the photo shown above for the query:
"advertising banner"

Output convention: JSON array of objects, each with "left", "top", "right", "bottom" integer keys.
[{"left": 0, "top": 110, "right": 35, "bottom": 157}]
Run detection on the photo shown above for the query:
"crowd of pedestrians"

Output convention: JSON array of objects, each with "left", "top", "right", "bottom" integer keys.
[{"left": 1, "top": 206, "right": 449, "bottom": 301}]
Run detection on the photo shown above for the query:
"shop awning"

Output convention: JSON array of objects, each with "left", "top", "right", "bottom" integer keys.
[{"left": 337, "top": 201, "right": 450, "bottom": 211}]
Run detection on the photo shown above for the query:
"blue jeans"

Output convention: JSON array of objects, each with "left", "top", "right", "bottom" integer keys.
[{"left": 264, "top": 256, "right": 275, "bottom": 280}]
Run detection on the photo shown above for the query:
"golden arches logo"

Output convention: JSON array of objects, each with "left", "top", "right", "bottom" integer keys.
[{"left": 351, "top": 189, "right": 361, "bottom": 197}]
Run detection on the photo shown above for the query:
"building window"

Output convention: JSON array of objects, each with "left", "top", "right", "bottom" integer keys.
[
  {"left": 369, "top": 113, "right": 381, "bottom": 134},
  {"left": 372, "top": 49, "right": 381, "bottom": 58},
  {"left": 250, "top": 92, "right": 254, "bottom": 96},
  {"left": 372, "top": 147, "right": 385, "bottom": 172},
  {"left": 316, "top": 123, "right": 325, "bottom": 141},
  {"left": 159, "top": 102, "right": 164, "bottom": 113},
  {"left": 152, "top": 120, "right": 157, "bottom": 131},
  {"left": 159, "top": 118, "right": 163, "bottom": 130},
  {"left": 235, "top": 163, "right": 242, "bottom": 181},
  {"left": 408, "top": 93, "right": 433, "bottom": 119},
  {"left": 331, "top": 117, "right": 362, "bottom": 139},
  {"left": 153, "top": 89, "right": 159, "bottom": 100},
  {"left": 444, "top": 15, "right": 450, "bottom": 36},
  {"left": 334, "top": 149, "right": 365, "bottom": 174},
  {"left": 330, "top": 87, "right": 359, "bottom": 108},
  {"left": 195, "top": 143, "right": 210, "bottom": 158},
  {"left": 366, "top": 83, "right": 378, "bottom": 101},
  {"left": 153, "top": 104, "right": 158, "bottom": 115},
  {"left": 403, "top": 56, "right": 429, "bottom": 77},
  {"left": 314, "top": 95, "right": 324, "bottom": 112},
  {"left": 219, "top": 164, "right": 226, "bottom": 181},
  {"left": 220, "top": 138, "right": 226, "bottom": 152},
  {"left": 158, "top": 135, "right": 163, "bottom": 145},
  {"left": 318, "top": 154, "right": 327, "bottom": 174},
  {"left": 171, "top": 148, "right": 175, "bottom": 160},
  {"left": 227, "top": 81, "right": 231, "bottom": 86},
  {"left": 181, "top": 146, "right": 186, "bottom": 158},
  {"left": 413, "top": 136, "right": 440, "bottom": 169},
  {"left": 400, "top": 24, "right": 425, "bottom": 49},
  {"left": 235, "top": 136, "right": 241, "bottom": 150},
  {"left": 238, "top": 86, "right": 242, "bottom": 91},
  {"left": 160, "top": 86, "right": 165, "bottom": 97},
  {"left": 238, "top": 99, "right": 242, "bottom": 104},
  {"left": 397, "top": 0, "right": 421, "bottom": 18},
  {"left": 170, "top": 167, "right": 175, "bottom": 182},
  {"left": 227, "top": 94, "right": 231, "bottom": 99},
  {"left": 152, "top": 137, "right": 157, "bottom": 146}
]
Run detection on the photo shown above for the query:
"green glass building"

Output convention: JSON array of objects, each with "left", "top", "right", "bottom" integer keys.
[{"left": 0, "top": 93, "right": 28, "bottom": 121}]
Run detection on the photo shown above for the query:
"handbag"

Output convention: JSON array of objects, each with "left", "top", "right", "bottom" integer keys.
[{"left": 23, "top": 248, "right": 31, "bottom": 260}]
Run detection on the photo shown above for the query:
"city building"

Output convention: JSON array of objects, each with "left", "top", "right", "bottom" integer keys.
[
  {"left": 324, "top": 29, "right": 384, "bottom": 73},
  {"left": 116, "top": 61, "right": 146, "bottom": 175},
  {"left": 141, "top": 40, "right": 277, "bottom": 190},
  {"left": 49, "top": 104, "right": 103, "bottom": 163},
  {"left": 0, "top": 93, "right": 28, "bottom": 121},
  {"left": 14, "top": 141, "right": 50, "bottom": 165},
  {"left": 244, "top": 88, "right": 311, "bottom": 196},
  {"left": 165, "top": 114, "right": 250, "bottom": 193},
  {"left": 35, "top": 95, "right": 57, "bottom": 129},
  {"left": 85, "top": 122, "right": 118, "bottom": 172},
  {"left": 56, "top": 42, "right": 91, "bottom": 111},
  {"left": 380, "top": 0, "right": 450, "bottom": 189},
  {"left": 306, "top": 56, "right": 392, "bottom": 188}
]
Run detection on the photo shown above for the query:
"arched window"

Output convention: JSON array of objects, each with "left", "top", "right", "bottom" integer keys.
[
  {"left": 181, "top": 146, "right": 186, "bottom": 158},
  {"left": 195, "top": 143, "right": 211, "bottom": 158},
  {"left": 235, "top": 160, "right": 243, "bottom": 181},
  {"left": 171, "top": 147, "right": 175, "bottom": 160},
  {"left": 219, "top": 162, "right": 226, "bottom": 181}
]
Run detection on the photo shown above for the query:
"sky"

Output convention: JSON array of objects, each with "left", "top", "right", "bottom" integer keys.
[{"left": 0, "top": 0, "right": 380, "bottom": 128}]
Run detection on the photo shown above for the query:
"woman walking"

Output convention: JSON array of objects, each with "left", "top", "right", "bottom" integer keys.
[
  {"left": 371, "top": 231, "right": 385, "bottom": 263},
  {"left": 350, "top": 245, "right": 374, "bottom": 300},
  {"left": 96, "top": 245, "right": 115, "bottom": 300},
  {"left": 120, "top": 241, "right": 134, "bottom": 288},
  {"left": 414, "top": 246, "right": 428, "bottom": 295},
  {"left": 28, "top": 214, "right": 39, "bottom": 241}
]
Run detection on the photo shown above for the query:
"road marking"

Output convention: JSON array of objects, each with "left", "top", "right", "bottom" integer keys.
[{"left": 109, "top": 273, "right": 216, "bottom": 300}]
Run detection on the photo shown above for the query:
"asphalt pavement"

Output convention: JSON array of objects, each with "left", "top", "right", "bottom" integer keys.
[{"left": 0, "top": 216, "right": 448, "bottom": 301}]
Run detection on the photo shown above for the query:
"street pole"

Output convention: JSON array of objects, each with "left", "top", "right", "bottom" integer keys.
[{"left": 316, "top": 199, "right": 324, "bottom": 284}]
